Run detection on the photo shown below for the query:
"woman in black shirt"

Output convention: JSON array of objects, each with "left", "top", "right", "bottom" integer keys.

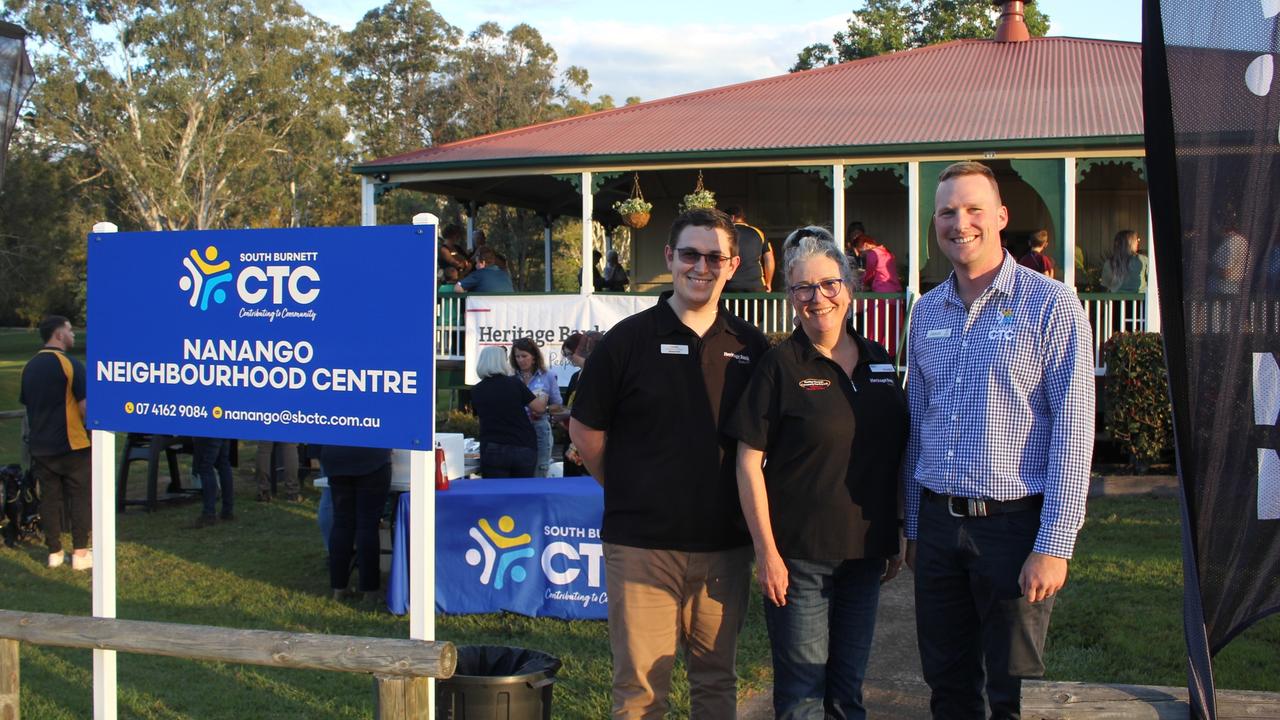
[
  {"left": 472, "top": 345, "right": 546, "bottom": 478},
  {"left": 727, "top": 227, "right": 908, "bottom": 719}
]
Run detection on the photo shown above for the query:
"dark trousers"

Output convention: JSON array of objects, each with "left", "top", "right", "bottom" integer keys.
[
  {"left": 764, "top": 557, "right": 884, "bottom": 720},
  {"left": 479, "top": 441, "right": 536, "bottom": 478},
  {"left": 194, "top": 438, "right": 234, "bottom": 518},
  {"left": 33, "top": 450, "right": 91, "bottom": 553},
  {"left": 914, "top": 497, "right": 1055, "bottom": 720},
  {"left": 328, "top": 464, "right": 391, "bottom": 592}
]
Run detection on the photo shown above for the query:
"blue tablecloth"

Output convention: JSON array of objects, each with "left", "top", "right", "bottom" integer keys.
[{"left": 388, "top": 477, "right": 606, "bottom": 619}]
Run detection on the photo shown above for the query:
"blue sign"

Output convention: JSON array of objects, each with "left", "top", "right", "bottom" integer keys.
[
  {"left": 388, "top": 478, "right": 607, "bottom": 620},
  {"left": 87, "top": 225, "right": 435, "bottom": 449}
]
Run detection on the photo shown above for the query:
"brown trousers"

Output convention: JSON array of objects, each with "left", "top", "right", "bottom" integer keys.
[{"left": 604, "top": 543, "right": 753, "bottom": 719}]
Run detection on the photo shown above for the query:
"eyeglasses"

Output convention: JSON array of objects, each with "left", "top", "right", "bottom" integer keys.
[
  {"left": 674, "top": 247, "right": 731, "bottom": 269},
  {"left": 788, "top": 278, "right": 845, "bottom": 303}
]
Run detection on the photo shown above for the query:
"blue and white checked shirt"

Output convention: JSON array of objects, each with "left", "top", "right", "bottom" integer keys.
[{"left": 902, "top": 253, "right": 1095, "bottom": 558}]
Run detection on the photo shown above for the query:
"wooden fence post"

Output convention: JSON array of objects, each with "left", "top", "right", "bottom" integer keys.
[
  {"left": 0, "top": 638, "right": 18, "bottom": 720},
  {"left": 373, "top": 675, "right": 430, "bottom": 720}
]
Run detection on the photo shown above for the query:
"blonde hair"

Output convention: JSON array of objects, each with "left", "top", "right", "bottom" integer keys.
[{"left": 476, "top": 346, "right": 513, "bottom": 378}]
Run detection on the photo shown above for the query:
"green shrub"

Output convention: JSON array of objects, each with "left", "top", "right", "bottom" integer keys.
[
  {"left": 1102, "top": 332, "right": 1173, "bottom": 470},
  {"left": 437, "top": 408, "right": 480, "bottom": 437}
]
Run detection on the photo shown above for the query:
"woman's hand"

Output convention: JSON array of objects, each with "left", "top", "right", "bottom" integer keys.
[{"left": 756, "top": 547, "right": 789, "bottom": 607}]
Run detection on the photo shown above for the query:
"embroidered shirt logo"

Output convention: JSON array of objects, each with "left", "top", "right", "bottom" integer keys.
[
  {"left": 722, "top": 351, "right": 751, "bottom": 364},
  {"left": 799, "top": 378, "right": 831, "bottom": 391}
]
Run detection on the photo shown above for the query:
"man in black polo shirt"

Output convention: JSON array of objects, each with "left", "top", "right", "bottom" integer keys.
[
  {"left": 723, "top": 206, "right": 775, "bottom": 293},
  {"left": 570, "top": 208, "right": 769, "bottom": 718},
  {"left": 20, "top": 315, "right": 93, "bottom": 570}
]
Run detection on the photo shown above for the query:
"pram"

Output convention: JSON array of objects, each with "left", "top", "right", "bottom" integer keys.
[{"left": 1, "top": 463, "right": 41, "bottom": 548}]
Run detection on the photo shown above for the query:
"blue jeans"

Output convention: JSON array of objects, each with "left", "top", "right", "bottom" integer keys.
[
  {"left": 764, "top": 557, "right": 885, "bottom": 720},
  {"left": 479, "top": 441, "right": 536, "bottom": 478},
  {"left": 532, "top": 417, "right": 552, "bottom": 477},
  {"left": 193, "top": 438, "right": 233, "bottom": 518},
  {"left": 328, "top": 464, "right": 391, "bottom": 592}
]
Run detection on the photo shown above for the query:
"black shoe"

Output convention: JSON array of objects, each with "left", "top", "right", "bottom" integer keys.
[
  {"left": 220, "top": 513, "right": 236, "bottom": 522},
  {"left": 255, "top": 491, "right": 272, "bottom": 502},
  {"left": 194, "top": 515, "right": 218, "bottom": 529},
  {"left": 285, "top": 493, "right": 304, "bottom": 503}
]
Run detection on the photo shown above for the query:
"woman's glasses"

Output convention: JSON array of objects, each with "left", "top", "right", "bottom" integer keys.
[{"left": 788, "top": 278, "right": 844, "bottom": 303}]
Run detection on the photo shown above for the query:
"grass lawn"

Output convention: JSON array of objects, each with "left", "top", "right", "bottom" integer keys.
[{"left": 1, "top": 328, "right": 1277, "bottom": 718}]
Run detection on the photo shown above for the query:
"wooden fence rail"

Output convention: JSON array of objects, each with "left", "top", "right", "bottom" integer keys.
[{"left": 0, "top": 609, "right": 456, "bottom": 720}]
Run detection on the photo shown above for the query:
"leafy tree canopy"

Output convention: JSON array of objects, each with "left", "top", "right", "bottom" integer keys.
[{"left": 792, "top": 0, "right": 1050, "bottom": 71}]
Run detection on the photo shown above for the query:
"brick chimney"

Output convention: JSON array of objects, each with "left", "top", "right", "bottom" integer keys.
[{"left": 993, "top": 0, "right": 1032, "bottom": 43}]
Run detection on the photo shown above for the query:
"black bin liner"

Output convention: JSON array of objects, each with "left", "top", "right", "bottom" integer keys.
[{"left": 437, "top": 645, "right": 562, "bottom": 720}]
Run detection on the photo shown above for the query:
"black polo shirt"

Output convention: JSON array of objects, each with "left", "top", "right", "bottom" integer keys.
[
  {"left": 571, "top": 292, "right": 769, "bottom": 551},
  {"left": 20, "top": 348, "right": 90, "bottom": 457},
  {"left": 472, "top": 375, "right": 537, "bottom": 449},
  {"left": 724, "top": 223, "right": 770, "bottom": 293},
  {"left": 725, "top": 322, "right": 908, "bottom": 561}
]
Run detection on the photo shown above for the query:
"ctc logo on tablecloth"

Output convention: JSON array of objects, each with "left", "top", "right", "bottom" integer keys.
[{"left": 465, "top": 515, "right": 534, "bottom": 589}]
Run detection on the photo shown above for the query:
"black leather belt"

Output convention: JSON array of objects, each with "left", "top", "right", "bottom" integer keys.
[{"left": 923, "top": 488, "right": 1043, "bottom": 518}]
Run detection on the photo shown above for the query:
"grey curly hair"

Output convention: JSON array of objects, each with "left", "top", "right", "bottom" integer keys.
[{"left": 782, "top": 226, "right": 856, "bottom": 292}]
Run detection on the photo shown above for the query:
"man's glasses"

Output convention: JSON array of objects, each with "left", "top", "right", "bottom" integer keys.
[
  {"left": 788, "top": 278, "right": 845, "bottom": 303},
  {"left": 674, "top": 247, "right": 731, "bottom": 269}
]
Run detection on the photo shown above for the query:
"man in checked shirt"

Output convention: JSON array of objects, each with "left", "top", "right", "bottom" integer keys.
[{"left": 903, "top": 161, "right": 1094, "bottom": 720}]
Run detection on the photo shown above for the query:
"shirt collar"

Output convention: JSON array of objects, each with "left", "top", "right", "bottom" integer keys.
[
  {"left": 942, "top": 251, "right": 1019, "bottom": 308},
  {"left": 789, "top": 318, "right": 875, "bottom": 365},
  {"left": 654, "top": 290, "right": 735, "bottom": 338}
]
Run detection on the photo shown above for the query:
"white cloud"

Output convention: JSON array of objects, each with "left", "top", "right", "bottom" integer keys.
[{"left": 542, "top": 14, "right": 849, "bottom": 102}]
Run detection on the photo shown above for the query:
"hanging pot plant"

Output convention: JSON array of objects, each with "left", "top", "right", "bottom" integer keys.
[
  {"left": 613, "top": 173, "right": 652, "bottom": 229},
  {"left": 680, "top": 170, "right": 716, "bottom": 212}
]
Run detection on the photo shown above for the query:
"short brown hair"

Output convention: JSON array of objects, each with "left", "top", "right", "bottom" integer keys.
[
  {"left": 937, "top": 161, "right": 1002, "bottom": 204},
  {"left": 668, "top": 208, "right": 738, "bottom": 256},
  {"left": 474, "top": 246, "right": 497, "bottom": 265},
  {"left": 1029, "top": 229, "right": 1049, "bottom": 249}
]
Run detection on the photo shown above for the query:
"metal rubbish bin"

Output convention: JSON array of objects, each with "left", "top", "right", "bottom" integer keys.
[{"left": 436, "top": 645, "right": 562, "bottom": 720}]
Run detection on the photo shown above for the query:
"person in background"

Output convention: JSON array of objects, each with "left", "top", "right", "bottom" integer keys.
[
  {"left": 20, "top": 315, "right": 92, "bottom": 570},
  {"left": 729, "top": 227, "right": 907, "bottom": 718},
  {"left": 255, "top": 441, "right": 300, "bottom": 503},
  {"left": 570, "top": 208, "right": 769, "bottom": 717},
  {"left": 1101, "top": 229, "right": 1149, "bottom": 292},
  {"left": 1018, "top": 230, "right": 1056, "bottom": 279},
  {"left": 473, "top": 345, "right": 545, "bottom": 478},
  {"left": 321, "top": 444, "right": 392, "bottom": 604},
  {"left": 439, "top": 223, "right": 471, "bottom": 282},
  {"left": 724, "top": 206, "right": 775, "bottom": 293},
  {"left": 904, "top": 161, "right": 1094, "bottom": 720},
  {"left": 192, "top": 435, "right": 235, "bottom": 528},
  {"left": 602, "top": 249, "right": 630, "bottom": 291},
  {"left": 510, "top": 337, "right": 563, "bottom": 477},
  {"left": 848, "top": 222, "right": 904, "bottom": 358},
  {"left": 456, "top": 246, "right": 514, "bottom": 293},
  {"left": 556, "top": 331, "right": 603, "bottom": 476}
]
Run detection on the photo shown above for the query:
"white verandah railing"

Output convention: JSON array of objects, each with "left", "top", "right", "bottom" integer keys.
[{"left": 434, "top": 291, "right": 1150, "bottom": 372}]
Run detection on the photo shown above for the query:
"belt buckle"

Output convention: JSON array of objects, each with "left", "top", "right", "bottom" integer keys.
[{"left": 947, "top": 496, "right": 989, "bottom": 518}]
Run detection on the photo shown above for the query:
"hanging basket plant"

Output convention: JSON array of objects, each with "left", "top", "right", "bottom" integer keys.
[
  {"left": 613, "top": 173, "right": 652, "bottom": 229},
  {"left": 680, "top": 170, "right": 716, "bottom": 212}
]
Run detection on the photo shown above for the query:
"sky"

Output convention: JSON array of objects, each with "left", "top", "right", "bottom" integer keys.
[{"left": 298, "top": 0, "right": 1142, "bottom": 102}]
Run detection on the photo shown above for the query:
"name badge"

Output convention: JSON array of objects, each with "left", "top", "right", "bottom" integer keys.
[
  {"left": 869, "top": 364, "right": 896, "bottom": 373},
  {"left": 660, "top": 344, "right": 689, "bottom": 355},
  {"left": 926, "top": 328, "right": 952, "bottom": 339}
]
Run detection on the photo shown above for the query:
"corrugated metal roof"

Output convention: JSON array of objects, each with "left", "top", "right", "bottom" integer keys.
[{"left": 359, "top": 37, "right": 1142, "bottom": 172}]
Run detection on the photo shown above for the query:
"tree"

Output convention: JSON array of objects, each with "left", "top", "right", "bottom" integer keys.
[
  {"left": 791, "top": 0, "right": 1051, "bottom": 71},
  {"left": 435, "top": 22, "right": 595, "bottom": 145},
  {"left": 342, "top": 0, "right": 458, "bottom": 159},
  {"left": 10, "top": 0, "right": 353, "bottom": 231}
]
